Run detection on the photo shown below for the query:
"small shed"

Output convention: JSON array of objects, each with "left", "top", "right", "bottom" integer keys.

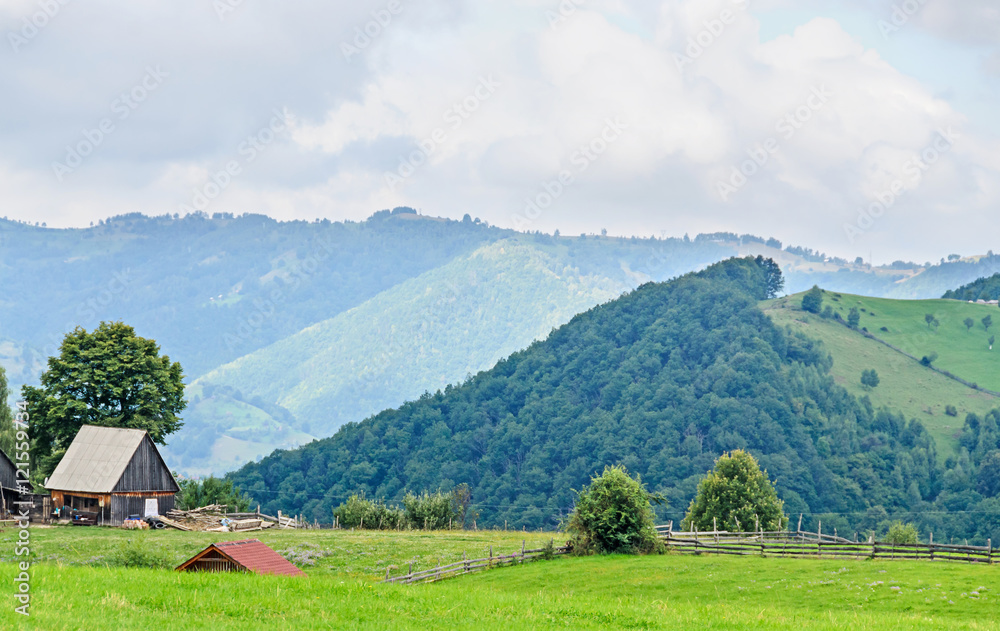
[
  {"left": 0, "top": 448, "right": 22, "bottom": 519},
  {"left": 176, "top": 539, "right": 306, "bottom": 576},
  {"left": 45, "top": 425, "right": 179, "bottom": 526}
]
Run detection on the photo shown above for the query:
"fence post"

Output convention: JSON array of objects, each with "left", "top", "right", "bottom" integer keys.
[
  {"left": 522, "top": 540, "right": 526, "bottom": 563},
  {"left": 929, "top": 532, "right": 934, "bottom": 561},
  {"left": 989, "top": 539, "right": 992, "bottom": 565},
  {"left": 713, "top": 517, "right": 718, "bottom": 543},
  {"left": 490, "top": 545, "right": 493, "bottom": 568},
  {"left": 797, "top": 513, "right": 803, "bottom": 535}
]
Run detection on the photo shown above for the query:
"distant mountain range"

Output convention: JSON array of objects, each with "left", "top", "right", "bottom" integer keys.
[{"left": 2, "top": 211, "right": 999, "bottom": 475}]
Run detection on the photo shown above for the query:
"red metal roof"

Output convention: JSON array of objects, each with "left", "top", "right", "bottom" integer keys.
[{"left": 212, "top": 539, "right": 306, "bottom": 577}]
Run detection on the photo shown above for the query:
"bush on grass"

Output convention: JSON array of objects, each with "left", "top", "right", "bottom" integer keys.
[{"left": 566, "top": 465, "right": 664, "bottom": 555}]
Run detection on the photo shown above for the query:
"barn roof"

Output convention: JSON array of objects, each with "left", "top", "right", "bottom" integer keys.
[
  {"left": 46, "top": 426, "right": 152, "bottom": 493},
  {"left": 177, "top": 539, "right": 306, "bottom": 577}
]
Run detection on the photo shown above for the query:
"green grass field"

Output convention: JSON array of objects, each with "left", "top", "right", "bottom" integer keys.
[
  {"left": 764, "top": 293, "right": 1000, "bottom": 458},
  {"left": 0, "top": 527, "right": 997, "bottom": 630}
]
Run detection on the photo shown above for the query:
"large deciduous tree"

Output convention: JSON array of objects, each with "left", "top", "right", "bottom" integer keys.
[
  {"left": 23, "top": 322, "right": 186, "bottom": 477},
  {"left": 682, "top": 450, "right": 787, "bottom": 532}
]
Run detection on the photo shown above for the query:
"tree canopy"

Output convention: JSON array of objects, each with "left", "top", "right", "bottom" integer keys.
[
  {"left": 802, "top": 286, "right": 823, "bottom": 313},
  {"left": 681, "top": 450, "right": 787, "bottom": 532},
  {"left": 861, "top": 369, "right": 880, "bottom": 389},
  {"left": 566, "top": 465, "right": 662, "bottom": 554},
  {"left": 23, "top": 322, "right": 186, "bottom": 476}
]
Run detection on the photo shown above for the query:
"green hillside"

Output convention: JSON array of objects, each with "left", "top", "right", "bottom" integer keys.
[
  {"left": 229, "top": 258, "right": 983, "bottom": 540},
  {"left": 174, "top": 239, "right": 638, "bottom": 472},
  {"left": 198, "top": 240, "right": 626, "bottom": 426},
  {"left": 763, "top": 292, "right": 1000, "bottom": 457}
]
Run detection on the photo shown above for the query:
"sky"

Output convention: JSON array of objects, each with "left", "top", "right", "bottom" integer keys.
[{"left": 0, "top": 0, "right": 997, "bottom": 263}]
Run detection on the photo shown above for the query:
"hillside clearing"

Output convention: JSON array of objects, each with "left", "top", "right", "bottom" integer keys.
[{"left": 764, "top": 293, "right": 1000, "bottom": 458}]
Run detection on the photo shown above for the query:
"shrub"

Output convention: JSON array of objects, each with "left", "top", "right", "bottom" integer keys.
[
  {"left": 566, "top": 465, "right": 663, "bottom": 555},
  {"left": 945, "top": 405, "right": 958, "bottom": 417},
  {"left": 801, "top": 286, "right": 823, "bottom": 314},
  {"left": 106, "top": 537, "right": 171, "bottom": 569},
  {"left": 683, "top": 450, "right": 787, "bottom": 532},
  {"left": 884, "top": 521, "right": 918, "bottom": 545},
  {"left": 403, "top": 490, "right": 458, "bottom": 530},
  {"left": 333, "top": 493, "right": 406, "bottom": 530}
]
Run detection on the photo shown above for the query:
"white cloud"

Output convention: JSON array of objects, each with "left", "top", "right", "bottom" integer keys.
[{"left": 1, "top": 0, "right": 998, "bottom": 261}]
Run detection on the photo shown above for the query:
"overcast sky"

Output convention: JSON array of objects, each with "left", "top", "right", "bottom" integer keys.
[{"left": 1, "top": 0, "right": 997, "bottom": 263}]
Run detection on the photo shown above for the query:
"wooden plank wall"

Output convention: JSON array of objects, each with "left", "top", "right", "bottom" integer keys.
[
  {"left": 0, "top": 450, "right": 18, "bottom": 491},
  {"left": 114, "top": 436, "right": 179, "bottom": 493}
]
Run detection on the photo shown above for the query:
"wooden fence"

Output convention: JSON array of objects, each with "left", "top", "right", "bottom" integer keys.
[
  {"left": 383, "top": 540, "right": 569, "bottom": 585},
  {"left": 383, "top": 523, "right": 997, "bottom": 587},
  {"left": 659, "top": 525, "right": 997, "bottom": 565}
]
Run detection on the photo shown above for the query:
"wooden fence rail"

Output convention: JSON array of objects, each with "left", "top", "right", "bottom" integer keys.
[
  {"left": 383, "top": 526, "right": 995, "bottom": 587},
  {"left": 661, "top": 528, "right": 997, "bottom": 565},
  {"left": 383, "top": 541, "right": 570, "bottom": 585}
]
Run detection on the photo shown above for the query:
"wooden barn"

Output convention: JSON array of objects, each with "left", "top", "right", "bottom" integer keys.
[
  {"left": 0, "top": 448, "right": 22, "bottom": 519},
  {"left": 45, "top": 425, "right": 179, "bottom": 526},
  {"left": 176, "top": 539, "right": 306, "bottom": 576}
]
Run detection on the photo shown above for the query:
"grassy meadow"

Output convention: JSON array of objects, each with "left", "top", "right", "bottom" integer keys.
[
  {"left": 0, "top": 526, "right": 998, "bottom": 629},
  {"left": 764, "top": 293, "right": 1000, "bottom": 457}
]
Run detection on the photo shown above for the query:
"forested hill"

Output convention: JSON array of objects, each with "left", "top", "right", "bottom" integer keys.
[
  {"left": 228, "top": 257, "right": 954, "bottom": 536},
  {"left": 943, "top": 273, "right": 1000, "bottom": 302}
]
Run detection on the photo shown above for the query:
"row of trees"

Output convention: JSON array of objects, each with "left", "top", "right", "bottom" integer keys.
[{"left": 331, "top": 485, "right": 477, "bottom": 530}]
